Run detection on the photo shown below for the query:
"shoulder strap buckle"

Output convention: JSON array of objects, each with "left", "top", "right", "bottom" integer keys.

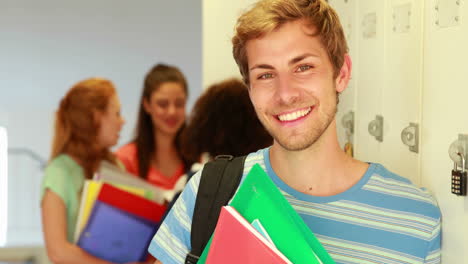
[
  {"left": 185, "top": 253, "right": 200, "bottom": 264},
  {"left": 214, "top": 154, "right": 234, "bottom": 161}
]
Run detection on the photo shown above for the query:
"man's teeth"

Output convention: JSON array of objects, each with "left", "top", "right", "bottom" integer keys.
[{"left": 278, "top": 108, "right": 311, "bottom": 121}]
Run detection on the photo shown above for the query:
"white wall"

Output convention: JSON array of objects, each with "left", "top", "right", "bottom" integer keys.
[
  {"left": 0, "top": 0, "right": 201, "bottom": 260},
  {"left": 202, "top": 0, "right": 257, "bottom": 88}
]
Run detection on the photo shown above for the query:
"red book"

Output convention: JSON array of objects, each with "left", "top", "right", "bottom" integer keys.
[
  {"left": 97, "top": 183, "right": 166, "bottom": 223},
  {"left": 206, "top": 206, "right": 292, "bottom": 264}
]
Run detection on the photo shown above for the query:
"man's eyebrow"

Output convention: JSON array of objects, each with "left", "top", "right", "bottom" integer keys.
[
  {"left": 249, "top": 64, "right": 274, "bottom": 71},
  {"left": 249, "top": 53, "right": 320, "bottom": 71},
  {"left": 289, "top": 53, "right": 318, "bottom": 66}
]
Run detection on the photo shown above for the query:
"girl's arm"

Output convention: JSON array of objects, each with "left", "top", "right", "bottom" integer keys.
[{"left": 41, "top": 190, "right": 114, "bottom": 264}]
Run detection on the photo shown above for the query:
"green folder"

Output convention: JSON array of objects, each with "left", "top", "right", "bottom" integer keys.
[{"left": 198, "top": 164, "right": 335, "bottom": 264}]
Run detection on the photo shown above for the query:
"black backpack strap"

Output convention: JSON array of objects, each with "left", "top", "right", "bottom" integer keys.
[{"left": 185, "top": 155, "right": 246, "bottom": 264}]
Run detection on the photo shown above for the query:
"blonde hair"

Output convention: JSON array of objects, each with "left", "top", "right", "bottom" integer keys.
[
  {"left": 232, "top": 0, "right": 348, "bottom": 84},
  {"left": 51, "top": 78, "right": 118, "bottom": 178}
]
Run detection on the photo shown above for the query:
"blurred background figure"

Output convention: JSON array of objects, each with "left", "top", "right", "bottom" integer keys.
[
  {"left": 41, "top": 78, "right": 130, "bottom": 264},
  {"left": 182, "top": 78, "right": 272, "bottom": 168},
  {"left": 116, "top": 64, "right": 189, "bottom": 195}
]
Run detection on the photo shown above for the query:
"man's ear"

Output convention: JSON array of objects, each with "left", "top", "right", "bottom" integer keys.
[{"left": 335, "top": 54, "right": 352, "bottom": 93}]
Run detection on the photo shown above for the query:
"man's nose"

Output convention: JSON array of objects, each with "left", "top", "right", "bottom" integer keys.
[{"left": 275, "top": 75, "right": 300, "bottom": 105}]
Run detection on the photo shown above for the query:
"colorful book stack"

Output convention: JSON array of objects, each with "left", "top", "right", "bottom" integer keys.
[
  {"left": 73, "top": 180, "right": 156, "bottom": 242},
  {"left": 199, "top": 164, "right": 335, "bottom": 264},
  {"left": 96, "top": 161, "right": 187, "bottom": 204},
  {"left": 77, "top": 184, "right": 165, "bottom": 263},
  {"left": 73, "top": 162, "right": 179, "bottom": 263}
]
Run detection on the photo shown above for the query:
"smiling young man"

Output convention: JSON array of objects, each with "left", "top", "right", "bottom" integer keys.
[{"left": 149, "top": 1, "right": 441, "bottom": 263}]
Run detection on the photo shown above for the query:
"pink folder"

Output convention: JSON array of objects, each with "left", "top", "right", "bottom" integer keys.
[{"left": 206, "top": 206, "right": 292, "bottom": 264}]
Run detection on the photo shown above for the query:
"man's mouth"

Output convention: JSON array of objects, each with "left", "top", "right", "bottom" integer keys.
[{"left": 276, "top": 107, "right": 312, "bottom": 122}]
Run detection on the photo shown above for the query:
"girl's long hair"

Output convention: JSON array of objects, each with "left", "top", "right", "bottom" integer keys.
[{"left": 50, "top": 78, "right": 118, "bottom": 179}]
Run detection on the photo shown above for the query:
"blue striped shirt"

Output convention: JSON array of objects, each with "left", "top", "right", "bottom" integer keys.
[{"left": 148, "top": 148, "right": 441, "bottom": 264}]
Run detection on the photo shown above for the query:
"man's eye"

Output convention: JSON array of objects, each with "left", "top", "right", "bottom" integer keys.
[
  {"left": 259, "top": 73, "right": 273, "bottom": 79},
  {"left": 298, "top": 65, "right": 312, "bottom": 72}
]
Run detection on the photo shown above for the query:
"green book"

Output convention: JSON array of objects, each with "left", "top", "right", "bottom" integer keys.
[{"left": 198, "top": 164, "right": 334, "bottom": 264}]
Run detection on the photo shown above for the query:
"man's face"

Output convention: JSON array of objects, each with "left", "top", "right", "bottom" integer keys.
[{"left": 246, "top": 19, "right": 349, "bottom": 151}]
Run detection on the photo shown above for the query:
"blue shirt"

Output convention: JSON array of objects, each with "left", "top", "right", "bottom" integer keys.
[{"left": 148, "top": 148, "right": 441, "bottom": 264}]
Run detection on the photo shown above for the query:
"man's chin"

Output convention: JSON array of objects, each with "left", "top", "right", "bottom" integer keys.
[{"left": 273, "top": 137, "right": 317, "bottom": 152}]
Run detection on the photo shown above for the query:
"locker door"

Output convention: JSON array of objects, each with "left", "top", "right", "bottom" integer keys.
[
  {"left": 421, "top": 0, "right": 468, "bottom": 261},
  {"left": 380, "top": 0, "right": 424, "bottom": 185},
  {"left": 354, "top": 0, "right": 386, "bottom": 163},
  {"left": 329, "top": 0, "right": 358, "bottom": 150}
]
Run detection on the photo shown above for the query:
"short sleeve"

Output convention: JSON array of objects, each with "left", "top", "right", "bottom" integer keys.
[
  {"left": 424, "top": 217, "right": 441, "bottom": 264},
  {"left": 41, "top": 162, "right": 70, "bottom": 206},
  {"left": 115, "top": 143, "right": 139, "bottom": 176},
  {"left": 148, "top": 168, "right": 202, "bottom": 264}
]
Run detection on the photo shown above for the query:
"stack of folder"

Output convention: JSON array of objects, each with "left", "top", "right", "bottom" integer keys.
[
  {"left": 199, "top": 164, "right": 335, "bottom": 264},
  {"left": 74, "top": 162, "right": 185, "bottom": 263},
  {"left": 96, "top": 161, "right": 187, "bottom": 204}
]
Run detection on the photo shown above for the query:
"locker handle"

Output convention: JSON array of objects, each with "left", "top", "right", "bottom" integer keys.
[
  {"left": 401, "top": 123, "right": 419, "bottom": 153},
  {"left": 368, "top": 115, "right": 383, "bottom": 142}
]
